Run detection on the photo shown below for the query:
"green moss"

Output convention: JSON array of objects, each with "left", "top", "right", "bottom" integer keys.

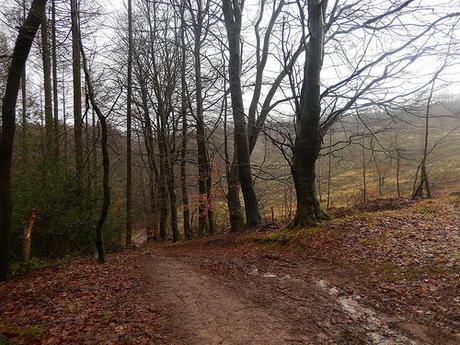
[
  {"left": 425, "top": 265, "right": 446, "bottom": 276},
  {"left": 416, "top": 207, "right": 433, "bottom": 215},
  {"left": 381, "top": 262, "right": 397, "bottom": 277},
  {"left": 255, "top": 226, "right": 322, "bottom": 248},
  {"left": 452, "top": 252, "right": 460, "bottom": 260},
  {"left": 400, "top": 268, "right": 418, "bottom": 281},
  {"left": 380, "top": 263, "right": 418, "bottom": 281},
  {"left": 256, "top": 231, "right": 290, "bottom": 246},
  {"left": 97, "top": 311, "right": 111, "bottom": 322},
  {"left": 19, "top": 325, "right": 43, "bottom": 341},
  {"left": 0, "top": 324, "right": 43, "bottom": 342},
  {"left": 10, "top": 258, "right": 45, "bottom": 276}
]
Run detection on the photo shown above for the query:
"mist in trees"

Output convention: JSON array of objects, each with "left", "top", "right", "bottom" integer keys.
[{"left": 0, "top": 0, "right": 459, "bottom": 279}]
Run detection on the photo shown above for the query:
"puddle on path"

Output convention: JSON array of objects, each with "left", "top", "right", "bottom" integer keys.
[
  {"left": 249, "top": 267, "right": 416, "bottom": 344},
  {"left": 316, "top": 279, "right": 416, "bottom": 345}
]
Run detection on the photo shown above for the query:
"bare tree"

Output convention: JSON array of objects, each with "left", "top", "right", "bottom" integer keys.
[
  {"left": 0, "top": 0, "right": 47, "bottom": 281},
  {"left": 222, "top": 0, "right": 262, "bottom": 227},
  {"left": 51, "top": 0, "right": 59, "bottom": 160},
  {"left": 126, "top": 0, "right": 133, "bottom": 246},
  {"left": 286, "top": 0, "right": 459, "bottom": 226},
  {"left": 40, "top": 9, "right": 54, "bottom": 160},
  {"left": 78, "top": 17, "right": 113, "bottom": 263},
  {"left": 71, "top": 0, "right": 85, "bottom": 216}
]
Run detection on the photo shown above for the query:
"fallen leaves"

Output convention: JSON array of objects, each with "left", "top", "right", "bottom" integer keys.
[
  {"left": 1, "top": 197, "right": 459, "bottom": 344},
  {"left": 0, "top": 251, "right": 167, "bottom": 345},
  {"left": 159, "top": 197, "right": 460, "bottom": 341}
]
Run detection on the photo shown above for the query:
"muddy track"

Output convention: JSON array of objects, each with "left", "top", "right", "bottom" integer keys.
[{"left": 147, "top": 253, "right": 428, "bottom": 345}]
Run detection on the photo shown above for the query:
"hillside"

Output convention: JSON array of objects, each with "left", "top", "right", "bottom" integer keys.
[{"left": 1, "top": 196, "right": 459, "bottom": 344}]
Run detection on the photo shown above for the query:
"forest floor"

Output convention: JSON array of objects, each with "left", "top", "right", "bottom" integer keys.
[{"left": 1, "top": 196, "right": 459, "bottom": 344}]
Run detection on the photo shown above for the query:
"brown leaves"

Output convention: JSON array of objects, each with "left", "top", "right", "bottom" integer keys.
[{"left": 0, "top": 251, "right": 167, "bottom": 345}]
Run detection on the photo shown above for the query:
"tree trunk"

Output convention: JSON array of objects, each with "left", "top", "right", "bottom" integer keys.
[
  {"left": 125, "top": 0, "right": 133, "bottom": 246},
  {"left": 62, "top": 68, "right": 67, "bottom": 168},
  {"left": 194, "top": 12, "right": 206, "bottom": 236},
  {"left": 92, "top": 107, "right": 97, "bottom": 187},
  {"left": 51, "top": 0, "right": 59, "bottom": 160},
  {"left": 139, "top": 72, "right": 160, "bottom": 241},
  {"left": 291, "top": 134, "right": 325, "bottom": 227},
  {"left": 290, "top": 0, "right": 328, "bottom": 228},
  {"left": 157, "top": 108, "right": 169, "bottom": 241},
  {"left": 0, "top": 0, "right": 47, "bottom": 281},
  {"left": 168, "top": 162, "right": 179, "bottom": 242},
  {"left": 22, "top": 208, "right": 37, "bottom": 262},
  {"left": 71, "top": 0, "right": 85, "bottom": 217},
  {"left": 326, "top": 127, "right": 332, "bottom": 209},
  {"left": 179, "top": 6, "right": 191, "bottom": 239},
  {"left": 21, "top": 0, "right": 28, "bottom": 163},
  {"left": 180, "top": 110, "right": 191, "bottom": 240},
  {"left": 317, "top": 160, "right": 322, "bottom": 203},
  {"left": 227, "top": 158, "right": 243, "bottom": 231},
  {"left": 362, "top": 137, "right": 367, "bottom": 203},
  {"left": 395, "top": 135, "right": 401, "bottom": 197},
  {"left": 41, "top": 12, "right": 54, "bottom": 160},
  {"left": 413, "top": 73, "right": 436, "bottom": 200},
  {"left": 191, "top": 3, "right": 214, "bottom": 236},
  {"left": 222, "top": 0, "right": 261, "bottom": 227},
  {"left": 79, "top": 21, "right": 108, "bottom": 263},
  {"left": 223, "top": 83, "right": 243, "bottom": 232},
  {"left": 21, "top": 73, "right": 27, "bottom": 162}
]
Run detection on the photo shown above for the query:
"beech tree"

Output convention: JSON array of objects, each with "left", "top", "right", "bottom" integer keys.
[
  {"left": 287, "top": 0, "right": 460, "bottom": 226},
  {"left": 222, "top": 0, "right": 262, "bottom": 228}
]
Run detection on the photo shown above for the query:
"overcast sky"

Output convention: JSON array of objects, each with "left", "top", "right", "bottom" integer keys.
[{"left": 1, "top": 0, "right": 459, "bottom": 124}]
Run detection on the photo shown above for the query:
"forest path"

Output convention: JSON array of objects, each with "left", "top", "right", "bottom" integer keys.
[
  {"left": 145, "top": 252, "right": 424, "bottom": 345},
  {"left": 148, "top": 253, "right": 297, "bottom": 345}
]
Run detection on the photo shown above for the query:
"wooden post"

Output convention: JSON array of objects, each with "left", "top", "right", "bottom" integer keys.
[{"left": 23, "top": 208, "right": 37, "bottom": 261}]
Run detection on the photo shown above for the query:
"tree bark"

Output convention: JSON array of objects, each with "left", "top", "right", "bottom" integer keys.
[
  {"left": 362, "top": 136, "right": 367, "bottom": 203},
  {"left": 413, "top": 72, "right": 436, "bottom": 200},
  {"left": 168, "top": 160, "right": 179, "bottom": 242},
  {"left": 395, "top": 135, "right": 401, "bottom": 197},
  {"left": 290, "top": 0, "right": 329, "bottom": 228},
  {"left": 157, "top": 107, "right": 169, "bottom": 241},
  {"left": 21, "top": 0, "right": 28, "bottom": 163},
  {"left": 125, "top": 0, "right": 133, "bottom": 246},
  {"left": 40, "top": 11, "right": 54, "bottom": 160},
  {"left": 179, "top": 3, "right": 191, "bottom": 239},
  {"left": 222, "top": 0, "right": 261, "bottom": 227},
  {"left": 326, "top": 127, "right": 332, "bottom": 209},
  {"left": 138, "top": 68, "right": 160, "bottom": 240},
  {"left": 51, "top": 0, "right": 59, "bottom": 160},
  {"left": 71, "top": 0, "right": 85, "bottom": 217},
  {"left": 195, "top": 35, "right": 208, "bottom": 236},
  {"left": 22, "top": 208, "right": 37, "bottom": 262},
  {"left": 0, "top": 0, "right": 47, "bottom": 281},
  {"left": 223, "top": 81, "right": 244, "bottom": 232},
  {"left": 78, "top": 20, "right": 108, "bottom": 263},
  {"left": 227, "top": 157, "right": 243, "bottom": 231},
  {"left": 62, "top": 68, "right": 68, "bottom": 169}
]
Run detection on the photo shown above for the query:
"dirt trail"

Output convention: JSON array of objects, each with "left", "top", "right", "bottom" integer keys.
[
  {"left": 149, "top": 254, "right": 298, "bottom": 345},
  {"left": 146, "top": 253, "right": 427, "bottom": 345}
]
